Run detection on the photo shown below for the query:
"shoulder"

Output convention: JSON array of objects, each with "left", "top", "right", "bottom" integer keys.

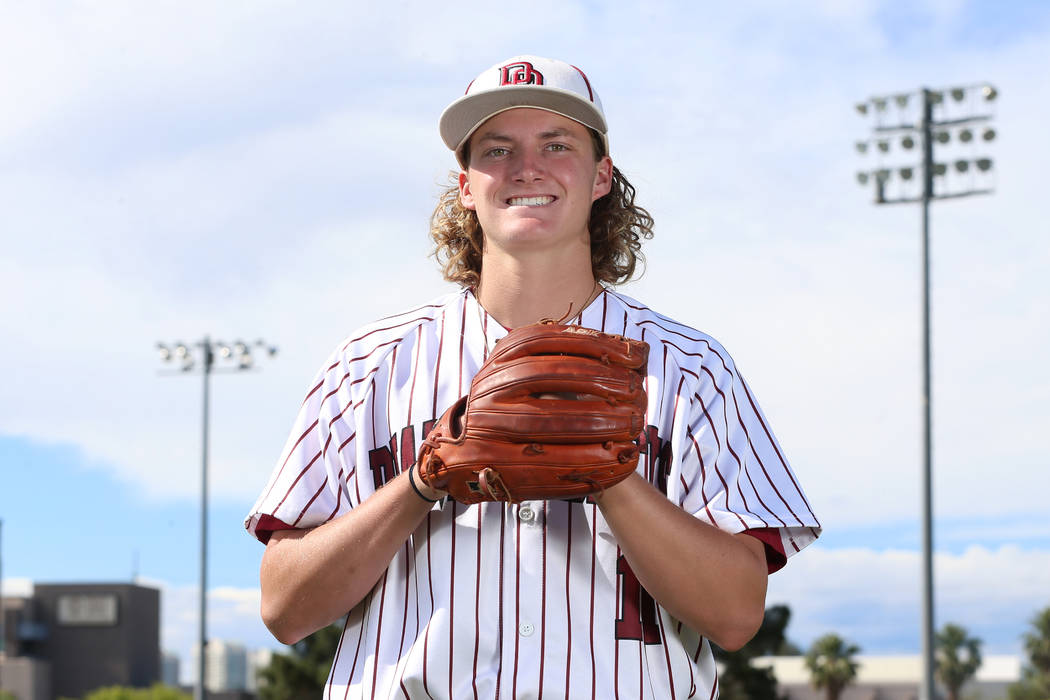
[
  {"left": 321, "top": 289, "right": 466, "bottom": 380},
  {"left": 603, "top": 290, "right": 740, "bottom": 379},
  {"left": 297, "top": 290, "right": 465, "bottom": 413}
]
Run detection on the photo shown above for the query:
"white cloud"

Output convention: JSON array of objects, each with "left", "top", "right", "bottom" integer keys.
[
  {"left": 0, "top": 2, "right": 1047, "bottom": 542},
  {"left": 768, "top": 544, "right": 1050, "bottom": 654}
]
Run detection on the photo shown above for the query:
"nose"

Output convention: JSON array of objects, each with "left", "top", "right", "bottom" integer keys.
[{"left": 512, "top": 149, "right": 544, "bottom": 182}]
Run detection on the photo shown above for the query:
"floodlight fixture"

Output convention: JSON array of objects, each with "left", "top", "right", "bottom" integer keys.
[
  {"left": 856, "top": 102, "right": 869, "bottom": 115},
  {"left": 976, "top": 158, "right": 993, "bottom": 172},
  {"left": 900, "top": 167, "right": 914, "bottom": 180},
  {"left": 955, "top": 160, "right": 969, "bottom": 173},
  {"left": 983, "top": 85, "right": 998, "bottom": 101},
  {"left": 983, "top": 128, "right": 996, "bottom": 142},
  {"left": 959, "top": 129, "right": 973, "bottom": 143},
  {"left": 951, "top": 88, "right": 966, "bottom": 102},
  {"left": 902, "top": 135, "right": 915, "bottom": 150}
]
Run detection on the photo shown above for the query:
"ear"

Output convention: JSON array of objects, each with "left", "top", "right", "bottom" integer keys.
[
  {"left": 458, "top": 171, "right": 476, "bottom": 211},
  {"left": 591, "top": 156, "right": 613, "bottom": 202}
]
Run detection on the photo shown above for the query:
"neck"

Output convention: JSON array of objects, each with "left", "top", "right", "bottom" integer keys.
[{"left": 476, "top": 253, "right": 600, "bottom": 328}]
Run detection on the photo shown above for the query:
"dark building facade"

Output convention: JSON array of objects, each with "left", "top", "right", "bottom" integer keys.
[{"left": 2, "top": 582, "right": 160, "bottom": 699}]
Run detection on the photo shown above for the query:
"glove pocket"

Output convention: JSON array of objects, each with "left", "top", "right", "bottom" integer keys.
[{"left": 466, "top": 404, "right": 643, "bottom": 443}]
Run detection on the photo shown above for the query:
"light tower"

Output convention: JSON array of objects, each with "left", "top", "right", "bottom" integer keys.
[
  {"left": 156, "top": 338, "right": 277, "bottom": 700},
  {"left": 854, "top": 83, "right": 998, "bottom": 700}
]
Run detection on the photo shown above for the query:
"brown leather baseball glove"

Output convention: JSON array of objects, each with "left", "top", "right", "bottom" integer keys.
[{"left": 417, "top": 320, "right": 649, "bottom": 504}]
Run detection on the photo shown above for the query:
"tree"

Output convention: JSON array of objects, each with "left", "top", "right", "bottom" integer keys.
[
  {"left": 257, "top": 621, "right": 343, "bottom": 700},
  {"left": 935, "top": 622, "right": 982, "bottom": 700},
  {"left": 804, "top": 633, "right": 860, "bottom": 700},
  {"left": 59, "top": 684, "right": 190, "bottom": 700},
  {"left": 1008, "top": 606, "right": 1050, "bottom": 700},
  {"left": 713, "top": 604, "right": 799, "bottom": 700},
  {"left": 1023, "top": 606, "right": 1050, "bottom": 676}
]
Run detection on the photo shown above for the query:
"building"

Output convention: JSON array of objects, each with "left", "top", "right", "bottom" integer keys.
[
  {"left": 162, "top": 650, "right": 181, "bottom": 687},
  {"left": 1, "top": 582, "right": 160, "bottom": 699},
  {"left": 194, "top": 639, "right": 248, "bottom": 692},
  {"left": 752, "top": 654, "right": 1022, "bottom": 700},
  {"left": 246, "top": 648, "right": 274, "bottom": 693}
]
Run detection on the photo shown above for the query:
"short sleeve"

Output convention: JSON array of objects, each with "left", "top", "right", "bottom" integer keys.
[
  {"left": 244, "top": 349, "right": 357, "bottom": 544},
  {"left": 676, "top": 348, "right": 821, "bottom": 565}
]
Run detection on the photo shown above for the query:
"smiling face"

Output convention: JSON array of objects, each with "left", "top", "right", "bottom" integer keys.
[{"left": 458, "top": 108, "right": 613, "bottom": 259}]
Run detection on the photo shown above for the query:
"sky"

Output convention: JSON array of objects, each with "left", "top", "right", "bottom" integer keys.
[{"left": 1, "top": 0, "right": 1049, "bottom": 685}]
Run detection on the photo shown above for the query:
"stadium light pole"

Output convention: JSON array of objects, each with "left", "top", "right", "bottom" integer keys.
[
  {"left": 854, "top": 83, "right": 997, "bottom": 700},
  {"left": 156, "top": 338, "right": 277, "bottom": 700}
]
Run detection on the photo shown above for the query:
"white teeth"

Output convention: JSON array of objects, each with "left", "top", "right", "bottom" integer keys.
[{"left": 507, "top": 196, "right": 554, "bottom": 206}]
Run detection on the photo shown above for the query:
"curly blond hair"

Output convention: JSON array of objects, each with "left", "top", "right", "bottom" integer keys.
[{"left": 430, "top": 130, "right": 654, "bottom": 288}]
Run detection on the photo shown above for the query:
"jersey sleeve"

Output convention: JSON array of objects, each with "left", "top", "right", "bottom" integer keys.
[
  {"left": 244, "top": 347, "right": 358, "bottom": 544},
  {"left": 674, "top": 346, "right": 821, "bottom": 571}
]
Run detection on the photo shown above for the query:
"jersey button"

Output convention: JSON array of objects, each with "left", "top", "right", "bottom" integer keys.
[
  {"left": 518, "top": 622, "right": 535, "bottom": 637},
  {"left": 518, "top": 505, "right": 535, "bottom": 522}
]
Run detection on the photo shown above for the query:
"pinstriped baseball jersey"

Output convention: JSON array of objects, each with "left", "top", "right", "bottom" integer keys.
[{"left": 245, "top": 287, "right": 821, "bottom": 699}]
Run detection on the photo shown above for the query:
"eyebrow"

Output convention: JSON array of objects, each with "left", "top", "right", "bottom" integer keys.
[{"left": 474, "top": 127, "right": 581, "bottom": 144}]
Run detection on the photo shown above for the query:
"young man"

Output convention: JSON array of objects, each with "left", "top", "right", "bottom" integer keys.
[{"left": 246, "top": 55, "right": 821, "bottom": 699}]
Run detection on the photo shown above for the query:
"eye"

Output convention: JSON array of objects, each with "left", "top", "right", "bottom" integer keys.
[
  {"left": 484, "top": 146, "right": 509, "bottom": 158},
  {"left": 546, "top": 143, "right": 568, "bottom": 152}
]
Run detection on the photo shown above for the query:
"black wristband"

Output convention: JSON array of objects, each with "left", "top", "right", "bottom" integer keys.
[{"left": 408, "top": 465, "right": 440, "bottom": 503}]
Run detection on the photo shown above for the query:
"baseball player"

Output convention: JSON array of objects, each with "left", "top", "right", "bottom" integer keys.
[{"left": 246, "top": 55, "right": 821, "bottom": 699}]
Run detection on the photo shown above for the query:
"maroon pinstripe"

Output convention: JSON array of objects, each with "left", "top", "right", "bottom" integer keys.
[
  {"left": 564, "top": 505, "right": 574, "bottom": 698},
  {"left": 588, "top": 503, "right": 597, "bottom": 700},
  {"left": 538, "top": 501, "right": 548, "bottom": 699},
  {"left": 471, "top": 506, "right": 482, "bottom": 699}
]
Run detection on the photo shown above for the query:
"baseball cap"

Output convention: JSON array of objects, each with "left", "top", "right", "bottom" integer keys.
[{"left": 440, "top": 55, "right": 608, "bottom": 166}]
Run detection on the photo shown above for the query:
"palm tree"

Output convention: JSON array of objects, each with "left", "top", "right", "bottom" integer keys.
[
  {"left": 1023, "top": 607, "right": 1050, "bottom": 676},
  {"left": 804, "top": 633, "right": 860, "bottom": 700},
  {"left": 935, "top": 623, "right": 982, "bottom": 700},
  {"left": 1008, "top": 606, "right": 1050, "bottom": 700}
]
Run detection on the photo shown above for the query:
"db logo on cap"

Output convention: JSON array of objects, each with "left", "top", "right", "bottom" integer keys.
[{"left": 499, "top": 61, "right": 544, "bottom": 86}]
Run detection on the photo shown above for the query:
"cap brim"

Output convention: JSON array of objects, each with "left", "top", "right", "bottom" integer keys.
[{"left": 439, "top": 85, "right": 608, "bottom": 154}]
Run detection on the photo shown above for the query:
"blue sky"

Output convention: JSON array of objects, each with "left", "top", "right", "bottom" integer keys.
[{"left": 2, "top": 0, "right": 1049, "bottom": 683}]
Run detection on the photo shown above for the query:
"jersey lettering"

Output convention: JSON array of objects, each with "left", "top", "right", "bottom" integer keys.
[
  {"left": 615, "top": 555, "right": 661, "bottom": 644},
  {"left": 638, "top": 424, "right": 672, "bottom": 491},
  {"left": 369, "top": 423, "right": 438, "bottom": 489},
  {"left": 400, "top": 425, "right": 417, "bottom": 473},
  {"left": 368, "top": 435, "right": 399, "bottom": 489}
]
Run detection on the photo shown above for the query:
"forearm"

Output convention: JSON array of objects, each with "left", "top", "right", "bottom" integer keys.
[
  {"left": 595, "top": 472, "right": 768, "bottom": 650},
  {"left": 260, "top": 465, "right": 444, "bottom": 644}
]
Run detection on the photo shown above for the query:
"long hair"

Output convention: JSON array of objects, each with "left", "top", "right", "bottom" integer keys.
[{"left": 430, "top": 131, "right": 654, "bottom": 288}]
